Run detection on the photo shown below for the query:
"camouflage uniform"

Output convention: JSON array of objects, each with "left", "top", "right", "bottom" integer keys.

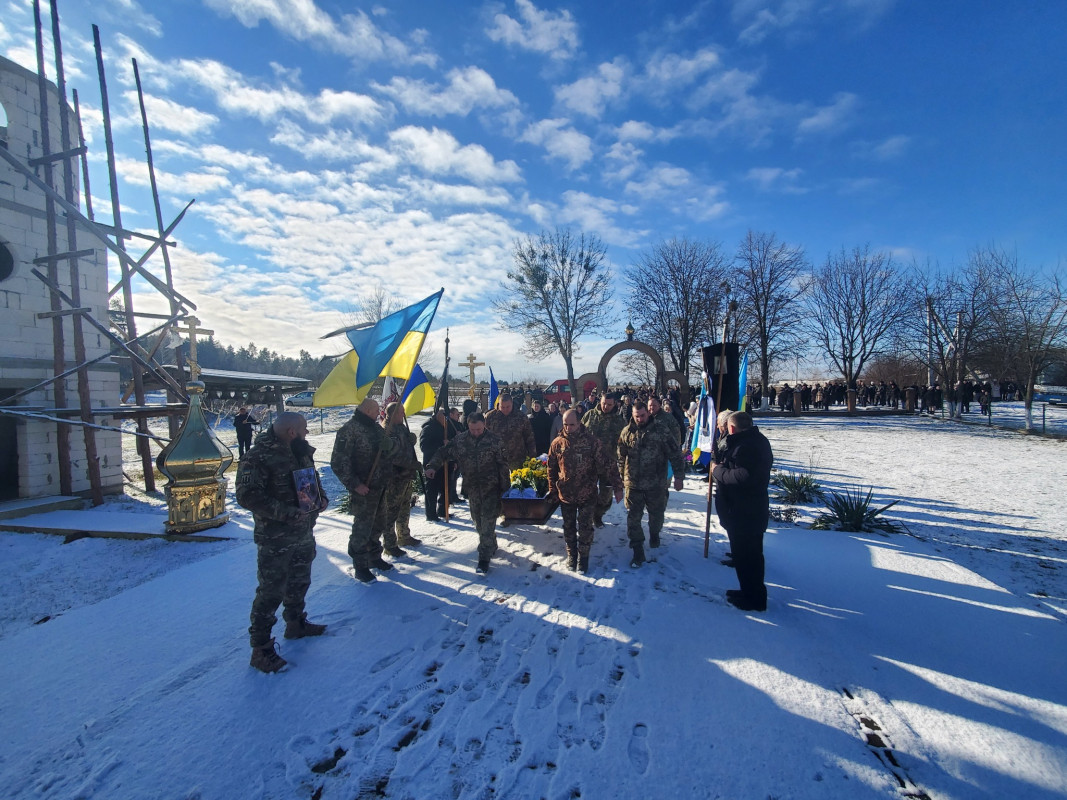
[
  {"left": 484, "top": 407, "right": 536, "bottom": 469},
  {"left": 548, "top": 425, "right": 622, "bottom": 564},
  {"left": 618, "top": 417, "right": 685, "bottom": 547},
  {"left": 376, "top": 424, "right": 421, "bottom": 549},
  {"left": 236, "top": 427, "right": 326, "bottom": 648},
  {"left": 581, "top": 406, "right": 627, "bottom": 523},
  {"left": 652, "top": 409, "right": 683, "bottom": 448},
  {"left": 331, "top": 411, "right": 394, "bottom": 569},
  {"left": 427, "top": 429, "right": 510, "bottom": 561}
]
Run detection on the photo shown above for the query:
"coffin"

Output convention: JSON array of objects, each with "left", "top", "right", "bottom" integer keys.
[{"left": 500, "top": 494, "right": 559, "bottom": 524}]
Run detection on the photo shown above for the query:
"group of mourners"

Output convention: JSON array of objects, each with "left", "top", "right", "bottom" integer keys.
[{"left": 234, "top": 388, "right": 774, "bottom": 674}]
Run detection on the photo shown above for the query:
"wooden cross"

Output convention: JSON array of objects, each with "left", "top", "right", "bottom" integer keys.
[
  {"left": 458, "top": 352, "right": 484, "bottom": 399},
  {"left": 176, "top": 316, "right": 213, "bottom": 381}
]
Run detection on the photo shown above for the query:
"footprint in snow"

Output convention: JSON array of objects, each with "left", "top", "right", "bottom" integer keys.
[{"left": 628, "top": 723, "right": 650, "bottom": 774}]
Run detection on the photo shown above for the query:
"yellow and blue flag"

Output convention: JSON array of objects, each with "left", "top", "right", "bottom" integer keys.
[
  {"left": 489, "top": 367, "right": 499, "bottom": 409},
  {"left": 401, "top": 364, "right": 436, "bottom": 416},
  {"left": 314, "top": 289, "right": 443, "bottom": 407},
  {"left": 738, "top": 352, "right": 748, "bottom": 411}
]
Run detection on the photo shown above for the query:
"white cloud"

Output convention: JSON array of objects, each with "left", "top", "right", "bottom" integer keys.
[
  {"left": 124, "top": 92, "right": 218, "bottom": 136},
  {"left": 555, "top": 58, "right": 627, "bottom": 119},
  {"left": 733, "top": 0, "right": 896, "bottom": 44},
  {"left": 388, "top": 126, "right": 522, "bottom": 184},
  {"left": 114, "top": 155, "right": 232, "bottom": 196},
  {"left": 745, "top": 166, "right": 807, "bottom": 193},
  {"left": 641, "top": 47, "right": 721, "bottom": 95},
  {"left": 486, "top": 0, "right": 579, "bottom": 60},
  {"left": 519, "top": 118, "right": 593, "bottom": 171},
  {"left": 621, "top": 165, "right": 729, "bottom": 222},
  {"left": 872, "top": 134, "right": 911, "bottom": 160},
  {"left": 797, "top": 92, "right": 858, "bottom": 136},
  {"left": 624, "top": 165, "right": 693, "bottom": 198},
  {"left": 202, "top": 0, "right": 437, "bottom": 66},
  {"left": 175, "top": 57, "right": 383, "bottom": 125},
  {"left": 559, "top": 190, "right": 644, "bottom": 248},
  {"left": 373, "top": 66, "right": 519, "bottom": 117}
]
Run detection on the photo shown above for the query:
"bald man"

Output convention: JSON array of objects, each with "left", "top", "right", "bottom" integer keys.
[
  {"left": 331, "top": 398, "right": 395, "bottom": 583},
  {"left": 237, "top": 411, "right": 328, "bottom": 673}
]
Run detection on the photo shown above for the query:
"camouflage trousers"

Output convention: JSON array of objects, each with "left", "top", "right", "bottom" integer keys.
[
  {"left": 469, "top": 490, "right": 502, "bottom": 560},
  {"left": 375, "top": 478, "right": 414, "bottom": 549},
  {"left": 594, "top": 479, "right": 614, "bottom": 522},
  {"left": 249, "top": 534, "right": 316, "bottom": 647},
  {"left": 561, "top": 501, "right": 596, "bottom": 556},
  {"left": 348, "top": 487, "right": 386, "bottom": 568},
  {"left": 624, "top": 486, "right": 668, "bottom": 547}
]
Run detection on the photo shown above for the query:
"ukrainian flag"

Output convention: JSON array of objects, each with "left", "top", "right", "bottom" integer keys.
[
  {"left": 314, "top": 289, "right": 443, "bottom": 407},
  {"left": 401, "top": 363, "right": 436, "bottom": 416}
]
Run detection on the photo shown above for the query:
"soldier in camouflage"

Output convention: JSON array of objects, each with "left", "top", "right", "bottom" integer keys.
[
  {"left": 425, "top": 411, "right": 511, "bottom": 574},
  {"left": 331, "top": 398, "right": 395, "bottom": 583},
  {"left": 485, "top": 393, "right": 536, "bottom": 468},
  {"left": 580, "top": 392, "right": 627, "bottom": 527},
  {"left": 618, "top": 400, "right": 686, "bottom": 567},
  {"left": 548, "top": 409, "right": 623, "bottom": 573},
  {"left": 237, "top": 412, "right": 328, "bottom": 673},
  {"left": 649, "top": 395, "right": 683, "bottom": 447},
  {"left": 376, "top": 402, "right": 423, "bottom": 558},
  {"left": 485, "top": 393, "right": 537, "bottom": 529}
]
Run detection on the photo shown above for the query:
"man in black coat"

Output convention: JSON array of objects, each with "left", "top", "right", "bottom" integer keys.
[
  {"left": 711, "top": 411, "right": 774, "bottom": 612},
  {"left": 419, "top": 409, "right": 460, "bottom": 520},
  {"left": 528, "top": 399, "right": 553, "bottom": 455}
]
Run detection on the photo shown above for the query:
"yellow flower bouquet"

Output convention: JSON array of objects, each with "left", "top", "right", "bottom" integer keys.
[{"left": 508, "top": 457, "right": 549, "bottom": 497}]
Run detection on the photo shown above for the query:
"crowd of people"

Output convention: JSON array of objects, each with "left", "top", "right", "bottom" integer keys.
[
  {"left": 234, "top": 388, "right": 774, "bottom": 673},
  {"left": 748, "top": 378, "right": 1023, "bottom": 414}
]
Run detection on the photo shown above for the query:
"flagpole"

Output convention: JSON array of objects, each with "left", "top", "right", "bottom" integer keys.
[
  {"left": 704, "top": 298, "right": 736, "bottom": 558},
  {"left": 440, "top": 329, "right": 451, "bottom": 522}
]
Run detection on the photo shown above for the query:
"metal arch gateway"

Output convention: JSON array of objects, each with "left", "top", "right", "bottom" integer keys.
[{"left": 575, "top": 339, "right": 690, "bottom": 407}]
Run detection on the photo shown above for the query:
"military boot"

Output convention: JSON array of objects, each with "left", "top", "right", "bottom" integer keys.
[
  {"left": 352, "top": 558, "right": 377, "bottom": 583},
  {"left": 370, "top": 555, "right": 394, "bottom": 571},
  {"left": 284, "top": 612, "right": 327, "bottom": 640},
  {"left": 397, "top": 535, "right": 422, "bottom": 547},
  {"left": 630, "top": 544, "right": 646, "bottom": 568},
  {"left": 578, "top": 548, "right": 590, "bottom": 574},
  {"left": 383, "top": 546, "right": 407, "bottom": 559},
  {"left": 250, "top": 639, "right": 287, "bottom": 673}
]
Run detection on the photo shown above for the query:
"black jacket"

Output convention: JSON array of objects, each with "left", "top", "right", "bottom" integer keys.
[
  {"left": 713, "top": 426, "right": 773, "bottom": 533},
  {"left": 419, "top": 417, "right": 461, "bottom": 465}
]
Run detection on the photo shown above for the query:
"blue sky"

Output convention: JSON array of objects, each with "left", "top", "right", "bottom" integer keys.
[{"left": 3, "top": 0, "right": 1064, "bottom": 384}]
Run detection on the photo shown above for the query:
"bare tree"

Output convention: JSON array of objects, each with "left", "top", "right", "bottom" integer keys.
[
  {"left": 733, "top": 231, "right": 808, "bottom": 401},
  {"left": 918, "top": 256, "right": 997, "bottom": 416},
  {"left": 493, "top": 228, "right": 615, "bottom": 401},
  {"left": 807, "top": 245, "right": 913, "bottom": 395},
  {"left": 977, "top": 247, "right": 1067, "bottom": 428},
  {"left": 625, "top": 237, "right": 729, "bottom": 382}
]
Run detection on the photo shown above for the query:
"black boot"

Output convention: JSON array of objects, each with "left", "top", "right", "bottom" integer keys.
[
  {"left": 353, "top": 566, "right": 377, "bottom": 583},
  {"left": 578, "top": 551, "right": 590, "bottom": 574},
  {"left": 630, "top": 544, "right": 645, "bottom": 568},
  {"left": 370, "top": 556, "right": 394, "bottom": 571},
  {"left": 250, "top": 639, "right": 287, "bottom": 673},
  {"left": 284, "top": 612, "right": 327, "bottom": 639},
  {"left": 565, "top": 545, "right": 578, "bottom": 571}
]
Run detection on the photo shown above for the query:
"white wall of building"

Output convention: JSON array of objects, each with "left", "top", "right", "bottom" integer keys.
[{"left": 0, "top": 55, "right": 124, "bottom": 499}]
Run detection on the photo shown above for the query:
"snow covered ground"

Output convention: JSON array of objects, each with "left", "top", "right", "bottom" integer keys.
[{"left": 1, "top": 415, "right": 1065, "bottom": 799}]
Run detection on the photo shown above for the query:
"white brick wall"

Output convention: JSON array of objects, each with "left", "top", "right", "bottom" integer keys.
[{"left": 2, "top": 56, "right": 123, "bottom": 500}]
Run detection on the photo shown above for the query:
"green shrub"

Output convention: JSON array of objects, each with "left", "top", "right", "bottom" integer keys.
[
  {"left": 811, "top": 487, "right": 909, "bottom": 534},
  {"left": 772, "top": 470, "right": 824, "bottom": 503}
]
